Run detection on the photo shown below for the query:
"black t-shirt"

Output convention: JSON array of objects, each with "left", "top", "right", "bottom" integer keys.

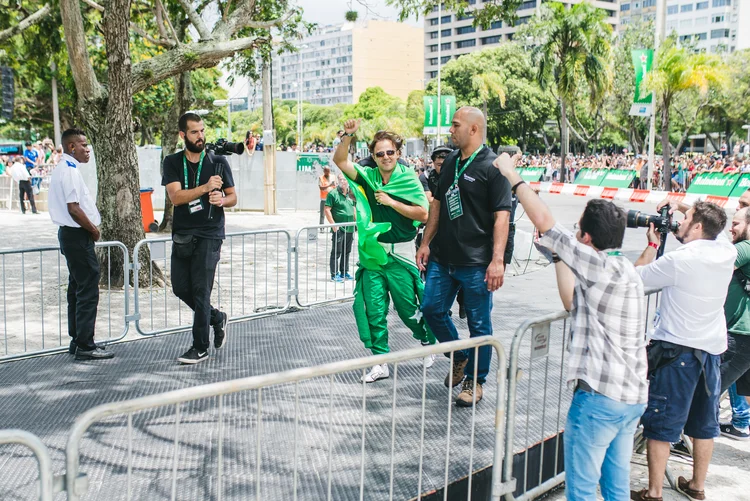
[
  {"left": 161, "top": 151, "right": 235, "bottom": 239},
  {"left": 419, "top": 171, "right": 429, "bottom": 192},
  {"left": 432, "top": 146, "right": 512, "bottom": 266}
]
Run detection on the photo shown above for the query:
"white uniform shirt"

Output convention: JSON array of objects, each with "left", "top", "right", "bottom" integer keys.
[
  {"left": 637, "top": 233, "right": 736, "bottom": 355},
  {"left": 9, "top": 162, "right": 30, "bottom": 182},
  {"left": 48, "top": 154, "right": 101, "bottom": 228}
]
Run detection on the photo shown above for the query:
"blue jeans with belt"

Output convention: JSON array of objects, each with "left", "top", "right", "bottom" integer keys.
[{"left": 421, "top": 260, "right": 493, "bottom": 384}]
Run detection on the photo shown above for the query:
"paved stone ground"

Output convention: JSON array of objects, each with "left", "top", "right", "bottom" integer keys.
[{"left": 1, "top": 196, "right": 749, "bottom": 501}]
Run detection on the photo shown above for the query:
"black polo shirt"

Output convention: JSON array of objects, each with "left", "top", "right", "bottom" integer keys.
[
  {"left": 161, "top": 150, "right": 235, "bottom": 239},
  {"left": 432, "top": 146, "right": 512, "bottom": 266}
]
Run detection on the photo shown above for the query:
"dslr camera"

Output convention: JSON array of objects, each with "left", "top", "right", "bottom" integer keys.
[
  {"left": 205, "top": 138, "right": 245, "bottom": 155},
  {"left": 627, "top": 205, "right": 679, "bottom": 257}
]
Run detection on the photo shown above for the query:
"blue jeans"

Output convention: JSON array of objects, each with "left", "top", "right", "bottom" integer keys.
[
  {"left": 421, "top": 261, "right": 493, "bottom": 384},
  {"left": 565, "top": 389, "right": 646, "bottom": 501},
  {"left": 729, "top": 383, "right": 750, "bottom": 430}
]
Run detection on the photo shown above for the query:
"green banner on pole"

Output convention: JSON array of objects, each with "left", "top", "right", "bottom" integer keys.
[
  {"left": 423, "top": 95, "right": 455, "bottom": 135},
  {"left": 440, "top": 95, "right": 456, "bottom": 128},
  {"left": 516, "top": 167, "right": 544, "bottom": 182},
  {"left": 687, "top": 172, "right": 740, "bottom": 196},
  {"left": 423, "top": 96, "right": 437, "bottom": 129},
  {"left": 296, "top": 153, "right": 331, "bottom": 172},
  {"left": 729, "top": 173, "right": 750, "bottom": 198},
  {"left": 630, "top": 49, "right": 654, "bottom": 117},
  {"left": 573, "top": 168, "right": 608, "bottom": 186},
  {"left": 601, "top": 169, "right": 636, "bottom": 188}
]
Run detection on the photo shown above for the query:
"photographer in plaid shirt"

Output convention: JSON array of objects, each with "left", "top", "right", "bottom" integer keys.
[{"left": 494, "top": 153, "right": 648, "bottom": 501}]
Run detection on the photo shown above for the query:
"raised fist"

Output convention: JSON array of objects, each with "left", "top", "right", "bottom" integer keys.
[{"left": 343, "top": 119, "right": 361, "bottom": 135}]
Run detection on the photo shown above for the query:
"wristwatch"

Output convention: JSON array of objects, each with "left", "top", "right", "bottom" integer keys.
[{"left": 342, "top": 132, "right": 355, "bottom": 137}]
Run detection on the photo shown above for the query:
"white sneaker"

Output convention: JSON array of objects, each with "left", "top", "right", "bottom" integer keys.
[
  {"left": 361, "top": 364, "right": 389, "bottom": 383},
  {"left": 424, "top": 353, "right": 436, "bottom": 369}
]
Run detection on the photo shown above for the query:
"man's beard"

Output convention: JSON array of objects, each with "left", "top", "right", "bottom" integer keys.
[
  {"left": 185, "top": 136, "right": 205, "bottom": 153},
  {"left": 734, "top": 229, "right": 749, "bottom": 244}
]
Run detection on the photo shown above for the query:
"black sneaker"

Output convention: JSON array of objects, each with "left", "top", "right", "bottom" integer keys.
[
  {"left": 75, "top": 347, "right": 114, "bottom": 360},
  {"left": 671, "top": 439, "right": 692, "bottom": 458},
  {"left": 720, "top": 422, "right": 750, "bottom": 440},
  {"left": 459, "top": 306, "right": 467, "bottom": 319},
  {"left": 177, "top": 347, "right": 208, "bottom": 364},
  {"left": 213, "top": 312, "right": 228, "bottom": 349},
  {"left": 69, "top": 340, "right": 76, "bottom": 354}
]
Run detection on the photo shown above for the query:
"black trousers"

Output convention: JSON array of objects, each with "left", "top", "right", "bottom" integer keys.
[
  {"left": 18, "top": 180, "right": 37, "bottom": 213},
  {"left": 59, "top": 227, "right": 99, "bottom": 350},
  {"left": 171, "top": 237, "right": 222, "bottom": 352},
  {"left": 330, "top": 229, "right": 354, "bottom": 277},
  {"left": 319, "top": 200, "right": 326, "bottom": 225},
  {"left": 721, "top": 333, "right": 750, "bottom": 394}
]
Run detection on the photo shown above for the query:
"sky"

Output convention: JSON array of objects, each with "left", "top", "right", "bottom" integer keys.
[{"left": 295, "top": 0, "right": 421, "bottom": 27}]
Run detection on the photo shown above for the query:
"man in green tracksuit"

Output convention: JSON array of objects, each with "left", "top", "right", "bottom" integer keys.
[{"left": 333, "top": 118, "right": 437, "bottom": 383}]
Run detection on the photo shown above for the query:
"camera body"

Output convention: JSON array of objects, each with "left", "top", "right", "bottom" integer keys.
[
  {"left": 205, "top": 138, "right": 245, "bottom": 156},
  {"left": 626, "top": 206, "right": 679, "bottom": 234}
]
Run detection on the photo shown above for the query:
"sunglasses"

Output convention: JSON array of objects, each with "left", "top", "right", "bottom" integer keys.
[
  {"left": 435, "top": 154, "right": 448, "bottom": 160},
  {"left": 375, "top": 150, "right": 397, "bottom": 158}
]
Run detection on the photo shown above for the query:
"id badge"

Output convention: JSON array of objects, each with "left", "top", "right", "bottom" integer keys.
[
  {"left": 188, "top": 198, "right": 203, "bottom": 214},
  {"left": 446, "top": 187, "right": 463, "bottom": 220}
]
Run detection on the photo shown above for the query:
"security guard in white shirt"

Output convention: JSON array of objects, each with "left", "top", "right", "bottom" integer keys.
[{"left": 48, "top": 128, "right": 114, "bottom": 361}]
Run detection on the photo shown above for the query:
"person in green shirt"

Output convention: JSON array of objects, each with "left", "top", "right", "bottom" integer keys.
[
  {"left": 333, "top": 119, "right": 437, "bottom": 383},
  {"left": 324, "top": 174, "right": 356, "bottom": 282},
  {"left": 721, "top": 205, "right": 750, "bottom": 439}
]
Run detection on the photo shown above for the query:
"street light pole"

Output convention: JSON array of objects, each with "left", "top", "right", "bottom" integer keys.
[
  {"left": 212, "top": 98, "right": 245, "bottom": 140},
  {"left": 437, "top": 2, "right": 442, "bottom": 147},
  {"left": 647, "top": 0, "right": 667, "bottom": 190}
]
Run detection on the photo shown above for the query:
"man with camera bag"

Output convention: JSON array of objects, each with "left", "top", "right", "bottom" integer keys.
[
  {"left": 632, "top": 199, "right": 735, "bottom": 501},
  {"left": 162, "top": 112, "right": 237, "bottom": 364},
  {"left": 494, "top": 153, "right": 647, "bottom": 500}
]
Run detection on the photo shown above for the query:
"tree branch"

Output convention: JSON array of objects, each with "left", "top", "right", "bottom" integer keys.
[
  {"left": 131, "top": 35, "right": 267, "bottom": 94},
  {"left": 81, "top": 0, "right": 176, "bottom": 47},
  {"left": 213, "top": 5, "right": 293, "bottom": 41},
  {"left": 155, "top": 0, "right": 180, "bottom": 43},
  {"left": 0, "top": 4, "right": 51, "bottom": 44},
  {"left": 60, "top": 0, "right": 103, "bottom": 100},
  {"left": 177, "top": 0, "right": 212, "bottom": 40}
]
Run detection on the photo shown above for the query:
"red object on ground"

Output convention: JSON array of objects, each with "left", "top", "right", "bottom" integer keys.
[
  {"left": 574, "top": 185, "right": 590, "bottom": 197},
  {"left": 549, "top": 183, "right": 564, "bottom": 194},
  {"left": 139, "top": 188, "right": 159, "bottom": 233},
  {"left": 529, "top": 181, "right": 541, "bottom": 191},
  {"left": 666, "top": 192, "right": 686, "bottom": 203},
  {"left": 630, "top": 190, "right": 650, "bottom": 203},
  {"left": 601, "top": 187, "right": 618, "bottom": 199},
  {"left": 705, "top": 195, "right": 729, "bottom": 207}
]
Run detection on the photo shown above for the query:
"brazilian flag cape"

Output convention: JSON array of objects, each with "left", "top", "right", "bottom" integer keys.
[{"left": 344, "top": 162, "right": 429, "bottom": 270}]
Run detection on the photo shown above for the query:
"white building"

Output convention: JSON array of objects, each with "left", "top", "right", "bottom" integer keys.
[
  {"left": 423, "top": 0, "right": 620, "bottom": 81},
  {"left": 620, "top": 0, "right": 750, "bottom": 53}
]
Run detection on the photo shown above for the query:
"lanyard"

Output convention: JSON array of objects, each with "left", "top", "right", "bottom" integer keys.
[
  {"left": 607, "top": 251, "right": 623, "bottom": 256},
  {"left": 452, "top": 145, "right": 483, "bottom": 189},
  {"left": 183, "top": 151, "right": 205, "bottom": 190}
]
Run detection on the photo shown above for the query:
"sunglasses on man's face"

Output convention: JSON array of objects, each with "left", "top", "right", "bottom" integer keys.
[
  {"left": 375, "top": 150, "right": 397, "bottom": 158},
  {"left": 435, "top": 154, "right": 448, "bottom": 160}
]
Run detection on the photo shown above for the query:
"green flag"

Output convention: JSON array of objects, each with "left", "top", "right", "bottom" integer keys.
[
  {"left": 423, "top": 95, "right": 456, "bottom": 135},
  {"left": 345, "top": 163, "right": 428, "bottom": 270},
  {"left": 630, "top": 49, "right": 654, "bottom": 117}
]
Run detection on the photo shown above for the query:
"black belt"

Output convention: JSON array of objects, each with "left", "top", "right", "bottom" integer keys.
[{"left": 575, "top": 380, "right": 600, "bottom": 394}]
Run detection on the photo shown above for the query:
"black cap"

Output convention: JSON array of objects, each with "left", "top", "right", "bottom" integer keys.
[
  {"left": 431, "top": 146, "right": 453, "bottom": 161},
  {"left": 25, "top": 141, "right": 32, "bottom": 146}
]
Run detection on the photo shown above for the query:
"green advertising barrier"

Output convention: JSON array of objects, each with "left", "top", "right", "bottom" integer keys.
[
  {"left": 296, "top": 153, "right": 332, "bottom": 172},
  {"left": 516, "top": 167, "right": 545, "bottom": 182},
  {"left": 600, "top": 169, "right": 636, "bottom": 188},
  {"left": 574, "top": 168, "right": 608, "bottom": 186},
  {"left": 687, "top": 172, "right": 740, "bottom": 196},
  {"left": 729, "top": 174, "right": 750, "bottom": 198}
]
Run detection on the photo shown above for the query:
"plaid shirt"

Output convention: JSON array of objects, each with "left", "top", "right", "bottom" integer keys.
[{"left": 540, "top": 224, "right": 648, "bottom": 405}]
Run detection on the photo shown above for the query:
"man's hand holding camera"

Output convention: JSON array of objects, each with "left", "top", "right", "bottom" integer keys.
[{"left": 205, "top": 175, "right": 225, "bottom": 206}]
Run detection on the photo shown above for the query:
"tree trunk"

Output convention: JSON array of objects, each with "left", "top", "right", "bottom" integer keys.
[
  {"left": 661, "top": 104, "right": 672, "bottom": 191},
  {"left": 158, "top": 72, "right": 194, "bottom": 233},
  {"left": 560, "top": 99, "right": 568, "bottom": 183}
]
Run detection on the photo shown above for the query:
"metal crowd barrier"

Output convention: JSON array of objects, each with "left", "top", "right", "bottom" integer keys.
[
  {"left": 294, "top": 222, "right": 359, "bottom": 307},
  {"left": 0, "top": 241, "right": 130, "bottom": 361},
  {"left": 0, "top": 430, "right": 57, "bottom": 501},
  {"left": 133, "top": 229, "right": 293, "bottom": 336},
  {"left": 63, "top": 338, "right": 513, "bottom": 501}
]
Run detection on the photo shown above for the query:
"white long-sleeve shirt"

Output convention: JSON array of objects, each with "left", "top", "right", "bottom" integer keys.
[{"left": 9, "top": 162, "right": 30, "bottom": 182}]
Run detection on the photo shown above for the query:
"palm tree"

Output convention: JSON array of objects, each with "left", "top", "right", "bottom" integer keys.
[
  {"left": 471, "top": 72, "right": 507, "bottom": 143},
  {"left": 528, "top": 1, "right": 613, "bottom": 182},
  {"left": 647, "top": 38, "right": 727, "bottom": 190}
]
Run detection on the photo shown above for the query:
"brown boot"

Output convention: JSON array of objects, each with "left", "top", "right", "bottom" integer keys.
[
  {"left": 630, "top": 489, "right": 662, "bottom": 501},
  {"left": 676, "top": 477, "right": 705, "bottom": 501},
  {"left": 444, "top": 357, "right": 468, "bottom": 387},
  {"left": 455, "top": 379, "right": 483, "bottom": 407}
]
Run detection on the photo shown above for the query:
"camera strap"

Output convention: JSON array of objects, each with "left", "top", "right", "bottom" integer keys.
[
  {"left": 183, "top": 151, "right": 205, "bottom": 190},
  {"left": 607, "top": 251, "right": 623, "bottom": 257}
]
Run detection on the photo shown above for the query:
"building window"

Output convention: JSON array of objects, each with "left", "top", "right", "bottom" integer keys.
[
  {"left": 711, "top": 28, "right": 729, "bottom": 38},
  {"left": 455, "top": 39, "right": 477, "bottom": 48},
  {"left": 519, "top": 0, "right": 536, "bottom": 9},
  {"left": 695, "top": 17, "right": 708, "bottom": 25},
  {"left": 429, "top": 71, "right": 438, "bottom": 78},
  {"left": 429, "top": 44, "right": 438, "bottom": 53},
  {"left": 507, "top": 33, "right": 514, "bottom": 41},
  {"left": 712, "top": 15, "right": 725, "bottom": 23},
  {"left": 696, "top": 1, "right": 708, "bottom": 8},
  {"left": 712, "top": 0, "right": 730, "bottom": 6},
  {"left": 643, "top": 0, "right": 655, "bottom": 7},
  {"left": 441, "top": 42, "right": 451, "bottom": 50},
  {"left": 667, "top": 4, "right": 678, "bottom": 14},
  {"left": 516, "top": 16, "right": 530, "bottom": 26},
  {"left": 441, "top": 55, "right": 451, "bottom": 64},
  {"left": 441, "top": 28, "right": 451, "bottom": 36},
  {"left": 488, "top": 20, "right": 502, "bottom": 29},
  {"left": 441, "top": 15, "right": 451, "bottom": 23},
  {"left": 429, "top": 31, "right": 438, "bottom": 39},
  {"left": 456, "top": 26, "right": 476, "bottom": 35},
  {"left": 621, "top": 3, "right": 631, "bottom": 11},
  {"left": 429, "top": 58, "right": 438, "bottom": 65},
  {"left": 429, "top": 18, "right": 439, "bottom": 26},
  {"left": 681, "top": 4, "right": 693, "bottom": 12},
  {"left": 481, "top": 35, "right": 502, "bottom": 45},
  {"left": 457, "top": 12, "right": 474, "bottom": 20},
  {"left": 680, "top": 19, "right": 693, "bottom": 27}
]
